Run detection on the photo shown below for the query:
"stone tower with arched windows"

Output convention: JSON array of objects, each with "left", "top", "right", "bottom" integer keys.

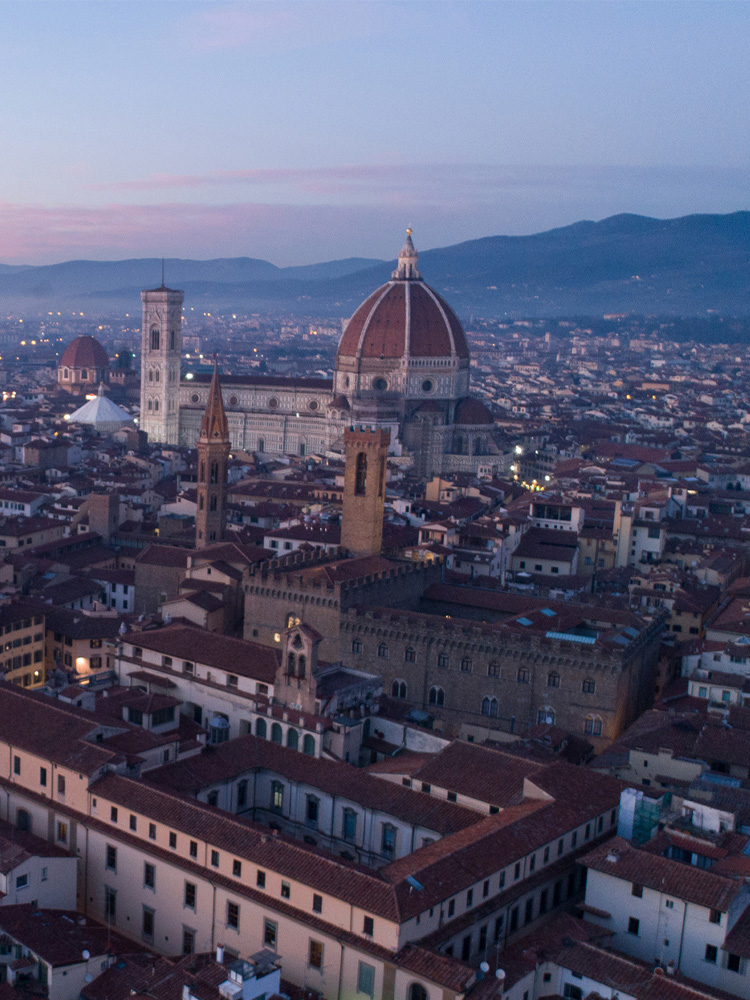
[
  {"left": 195, "top": 362, "right": 230, "bottom": 549},
  {"left": 140, "top": 283, "right": 184, "bottom": 444},
  {"left": 340, "top": 426, "right": 390, "bottom": 558}
]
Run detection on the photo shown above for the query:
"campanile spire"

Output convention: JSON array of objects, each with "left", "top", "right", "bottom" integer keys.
[{"left": 195, "top": 360, "right": 230, "bottom": 549}]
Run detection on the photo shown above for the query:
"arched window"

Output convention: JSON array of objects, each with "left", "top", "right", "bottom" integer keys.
[
  {"left": 209, "top": 495, "right": 217, "bottom": 512},
  {"left": 154, "top": 399, "right": 159, "bottom": 411},
  {"left": 81, "top": 368, "right": 88, "bottom": 380},
  {"left": 355, "top": 452, "right": 367, "bottom": 495},
  {"left": 428, "top": 686, "right": 444, "bottom": 707},
  {"left": 150, "top": 327, "right": 160, "bottom": 350},
  {"left": 461, "top": 657, "right": 472, "bottom": 673},
  {"left": 257, "top": 438, "right": 265, "bottom": 452},
  {"left": 517, "top": 667, "right": 530, "bottom": 683},
  {"left": 297, "top": 654, "right": 306, "bottom": 678},
  {"left": 352, "top": 639, "right": 362, "bottom": 653},
  {"left": 271, "top": 722, "right": 283, "bottom": 744},
  {"left": 547, "top": 671, "right": 560, "bottom": 688},
  {"left": 255, "top": 718, "right": 267, "bottom": 739},
  {"left": 582, "top": 677, "right": 596, "bottom": 693},
  {"left": 169, "top": 330, "right": 175, "bottom": 350},
  {"left": 199, "top": 495, "right": 204, "bottom": 511},
  {"left": 302, "top": 734, "right": 315, "bottom": 756},
  {"left": 404, "top": 647, "right": 416, "bottom": 663},
  {"left": 584, "top": 715, "right": 603, "bottom": 736},
  {"left": 154, "top": 369, "right": 159, "bottom": 382},
  {"left": 538, "top": 707, "right": 555, "bottom": 725},
  {"left": 63, "top": 368, "right": 69, "bottom": 379},
  {"left": 487, "top": 661, "right": 500, "bottom": 677},
  {"left": 299, "top": 442, "right": 306, "bottom": 457},
  {"left": 454, "top": 434, "right": 467, "bottom": 455},
  {"left": 286, "top": 728, "right": 298, "bottom": 751},
  {"left": 409, "top": 985, "right": 428, "bottom": 1000},
  {"left": 148, "top": 370, "right": 153, "bottom": 382},
  {"left": 287, "top": 653, "right": 295, "bottom": 674},
  {"left": 147, "top": 400, "right": 153, "bottom": 411},
  {"left": 377, "top": 642, "right": 389, "bottom": 659},
  {"left": 210, "top": 462, "right": 219, "bottom": 484},
  {"left": 392, "top": 679, "right": 407, "bottom": 699},
  {"left": 199, "top": 462, "right": 206, "bottom": 482},
  {"left": 473, "top": 436, "right": 486, "bottom": 456},
  {"left": 437, "top": 652, "right": 449, "bottom": 669},
  {"left": 481, "top": 696, "right": 499, "bottom": 717}
]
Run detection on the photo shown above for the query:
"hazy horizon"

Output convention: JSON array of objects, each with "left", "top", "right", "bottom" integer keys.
[{"left": 2, "top": 1, "right": 748, "bottom": 265}]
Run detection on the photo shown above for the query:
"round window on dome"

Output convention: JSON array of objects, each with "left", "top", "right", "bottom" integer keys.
[
  {"left": 191, "top": 393, "right": 200, "bottom": 404},
  {"left": 228, "top": 395, "right": 238, "bottom": 406},
  {"left": 422, "top": 379, "right": 434, "bottom": 393},
  {"left": 268, "top": 397, "right": 279, "bottom": 409},
  {"left": 373, "top": 377, "right": 388, "bottom": 392},
  {"left": 308, "top": 400, "right": 318, "bottom": 411}
]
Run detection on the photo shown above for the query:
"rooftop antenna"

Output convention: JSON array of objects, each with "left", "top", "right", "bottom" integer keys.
[{"left": 161, "top": 257, "right": 165, "bottom": 288}]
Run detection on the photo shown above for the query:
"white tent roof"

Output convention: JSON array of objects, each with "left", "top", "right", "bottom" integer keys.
[{"left": 68, "top": 383, "right": 134, "bottom": 432}]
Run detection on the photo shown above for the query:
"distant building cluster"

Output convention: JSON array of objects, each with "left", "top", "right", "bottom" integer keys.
[{"left": 0, "top": 234, "right": 748, "bottom": 1000}]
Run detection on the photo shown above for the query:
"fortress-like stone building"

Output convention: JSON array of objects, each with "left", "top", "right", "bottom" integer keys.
[{"left": 139, "top": 232, "right": 508, "bottom": 478}]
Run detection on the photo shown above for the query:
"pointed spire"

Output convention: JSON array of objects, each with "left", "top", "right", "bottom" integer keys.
[
  {"left": 199, "top": 359, "right": 229, "bottom": 442},
  {"left": 392, "top": 227, "right": 421, "bottom": 280}
]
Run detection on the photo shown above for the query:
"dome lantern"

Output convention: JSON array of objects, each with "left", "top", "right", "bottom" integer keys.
[{"left": 392, "top": 227, "right": 421, "bottom": 281}]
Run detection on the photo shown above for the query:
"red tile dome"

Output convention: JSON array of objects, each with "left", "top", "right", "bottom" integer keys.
[
  {"left": 454, "top": 397, "right": 494, "bottom": 425},
  {"left": 337, "top": 232, "right": 469, "bottom": 363},
  {"left": 60, "top": 335, "right": 109, "bottom": 370}
]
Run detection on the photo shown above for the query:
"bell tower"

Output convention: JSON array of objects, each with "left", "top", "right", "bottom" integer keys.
[
  {"left": 195, "top": 362, "right": 230, "bottom": 549},
  {"left": 340, "top": 426, "right": 390, "bottom": 557},
  {"left": 140, "top": 280, "right": 183, "bottom": 444}
]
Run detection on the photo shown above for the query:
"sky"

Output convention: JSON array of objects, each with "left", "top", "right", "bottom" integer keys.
[{"left": 1, "top": 0, "right": 748, "bottom": 265}]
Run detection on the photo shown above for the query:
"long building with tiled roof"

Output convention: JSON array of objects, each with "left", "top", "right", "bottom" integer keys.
[{"left": 0, "top": 681, "right": 625, "bottom": 1000}]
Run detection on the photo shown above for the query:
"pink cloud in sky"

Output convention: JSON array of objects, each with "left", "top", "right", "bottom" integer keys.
[
  {"left": 1, "top": 163, "right": 747, "bottom": 266},
  {"left": 177, "top": 1, "right": 389, "bottom": 54},
  {"left": 0, "top": 199, "right": 426, "bottom": 265}
]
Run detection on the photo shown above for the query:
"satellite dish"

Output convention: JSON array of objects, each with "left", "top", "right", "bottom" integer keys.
[
  {"left": 479, "top": 962, "right": 490, "bottom": 973},
  {"left": 82, "top": 950, "right": 90, "bottom": 960}
]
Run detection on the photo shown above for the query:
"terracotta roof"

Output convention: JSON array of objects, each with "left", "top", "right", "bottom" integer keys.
[
  {"left": 0, "top": 904, "right": 138, "bottom": 966},
  {"left": 454, "top": 397, "right": 494, "bottom": 425},
  {"left": 146, "top": 733, "right": 478, "bottom": 836},
  {"left": 125, "top": 624, "right": 280, "bottom": 683},
  {"left": 88, "top": 772, "right": 402, "bottom": 920},
  {"left": 0, "top": 817, "right": 73, "bottom": 874},
  {"left": 0, "top": 682, "right": 121, "bottom": 774},
  {"left": 581, "top": 837, "right": 742, "bottom": 911},
  {"left": 60, "top": 335, "right": 109, "bottom": 370},
  {"left": 338, "top": 280, "right": 469, "bottom": 361}
]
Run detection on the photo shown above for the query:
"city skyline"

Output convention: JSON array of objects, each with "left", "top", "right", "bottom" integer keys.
[{"left": 2, "top": 0, "right": 748, "bottom": 265}]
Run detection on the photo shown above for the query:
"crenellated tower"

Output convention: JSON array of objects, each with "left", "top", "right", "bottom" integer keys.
[
  {"left": 140, "top": 282, "right": 183, "bottom": 444},
  {"left": 195, "top": 361, "right": 230, "bottom": 549}
]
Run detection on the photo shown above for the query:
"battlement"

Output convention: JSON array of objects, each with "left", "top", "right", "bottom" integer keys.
[{"left": 344, "top": 426, "right": 391, "bottom": 449}]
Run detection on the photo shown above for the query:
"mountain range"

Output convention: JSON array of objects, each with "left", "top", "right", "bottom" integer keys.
[{"left": 1, "top": 211, "right": 748, "bottom": 318}]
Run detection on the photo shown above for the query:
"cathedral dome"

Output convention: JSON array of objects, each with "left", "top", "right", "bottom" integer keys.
[
  {"left": 337, "top": 231, "right": 468, "bottom": 363},
  {"left": 60, "top": 335, "right": 109, "bottom": 370},
  {"left": 454, "top": 397, "right": 494, "bottom": 425}
]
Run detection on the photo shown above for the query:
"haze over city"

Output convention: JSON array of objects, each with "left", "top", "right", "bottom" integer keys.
[{"left": 2, "top": 0, "right": 749, "bottom": 264}]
